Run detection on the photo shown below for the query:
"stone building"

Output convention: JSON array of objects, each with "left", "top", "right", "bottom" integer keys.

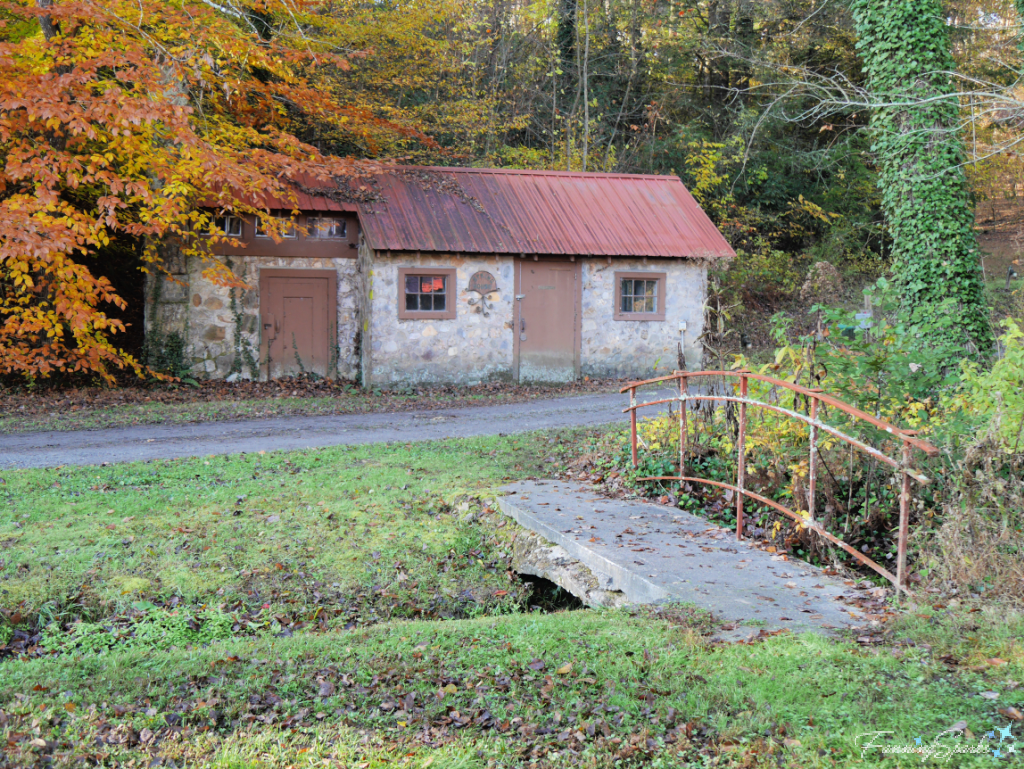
[{"left": 145, "top": 167, "right": 734, "bottom": 385}]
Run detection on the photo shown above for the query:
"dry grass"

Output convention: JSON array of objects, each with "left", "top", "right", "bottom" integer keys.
[{"left": 919, "top": 439, "right": 1024, "bottom": 602}]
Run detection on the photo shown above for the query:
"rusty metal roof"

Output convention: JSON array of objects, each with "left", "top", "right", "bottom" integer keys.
[
  {"left": 356, "top": 167, "right": 734, "bottom": 259},
  {"left": 207, "top": 172, "right": 359, "bottom": 213}
]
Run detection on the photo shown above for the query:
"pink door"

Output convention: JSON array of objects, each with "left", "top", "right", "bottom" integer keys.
[{"left": 515, "top": 260, "right": 579, "bottom": 382}]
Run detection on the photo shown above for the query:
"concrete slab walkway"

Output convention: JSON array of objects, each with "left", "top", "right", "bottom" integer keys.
[{"left": 499, "top": 480, "right": 868, "bottom": 635}]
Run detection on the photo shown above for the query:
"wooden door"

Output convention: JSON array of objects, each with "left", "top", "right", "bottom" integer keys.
[
  {"left": 515, "top": 259, "right": 579, "bottom": 383},
  {"left": 259, "top": 269, "right": 337, "bottom": 379}
]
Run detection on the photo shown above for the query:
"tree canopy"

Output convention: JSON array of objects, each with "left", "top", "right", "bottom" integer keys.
[{"left": 1, "top": 0, "right": 1018, "bottom": 381}]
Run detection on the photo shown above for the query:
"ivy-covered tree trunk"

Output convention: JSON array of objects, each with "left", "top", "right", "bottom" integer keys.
[{"left": 851, "top": 0, "right": 992, "bottom": 355}]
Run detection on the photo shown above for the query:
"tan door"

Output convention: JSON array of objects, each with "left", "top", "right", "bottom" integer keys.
[
  {"left": 260, "top": 269, "right": 337, "bottom": 379},
  {"left": 515, "top": 260, "right": 579, "bottom": 383}
]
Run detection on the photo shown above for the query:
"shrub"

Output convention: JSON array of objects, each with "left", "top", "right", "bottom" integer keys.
[
  {"left": 917, "top": 443, "right": 1024, "bottom": 602},
  {"left": 943, "top": 319, "right": 1024, "bottom": 453},
  {"left": 720, "top": 239, "right": 801, "bottom": 307}
]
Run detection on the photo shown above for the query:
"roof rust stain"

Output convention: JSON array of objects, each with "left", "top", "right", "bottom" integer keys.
[
  {"left": 213, "top": 166, "right": 735, "bottom": 259},
  {"left": 356, "top": 167, "right": 735, "bottom": 259}
]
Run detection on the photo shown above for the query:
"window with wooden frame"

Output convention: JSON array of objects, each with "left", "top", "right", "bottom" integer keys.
[
  {"left": 397, "top": 267, "right": 457, "bottom": 320},
  {"left": 213, "top": 216, "right": 243, "bottom": 238},
  {"left": 308, "top": 216, "right": 347, "bottom": 239},
  {"left": 255, "top": 213, "right": 297, "bottom": 239},
  {"left": 613, "top": 271, "right": 667, "bottom": 321}
]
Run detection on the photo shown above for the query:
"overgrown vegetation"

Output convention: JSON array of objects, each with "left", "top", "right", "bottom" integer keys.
[
  {"left": 599, "top": 300, "right": 1024, "bottom": 599},
  {"left": 851, "top": 0, "right": 992, "bottom": 354},
  {"left": 10, "top": 0, "right": 1023, "bottom": 382}
]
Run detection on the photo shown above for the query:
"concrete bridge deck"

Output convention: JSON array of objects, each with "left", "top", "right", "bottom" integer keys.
[{"left": 499, "top": 480, "right": 872, "bottom": 635}]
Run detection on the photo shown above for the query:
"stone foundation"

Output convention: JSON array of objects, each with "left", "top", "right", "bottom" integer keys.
[{"left": 511, "top": 529, "right": 628, "bottom": 609}]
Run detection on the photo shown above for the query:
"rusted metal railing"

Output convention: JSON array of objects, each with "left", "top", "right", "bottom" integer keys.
[{"left": 622, "top": 370, "right": 939, "bottom": 592}]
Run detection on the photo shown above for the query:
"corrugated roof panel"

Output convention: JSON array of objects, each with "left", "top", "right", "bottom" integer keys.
[{"left": 357, "top": 167, "right": 734, "bottom": 259}]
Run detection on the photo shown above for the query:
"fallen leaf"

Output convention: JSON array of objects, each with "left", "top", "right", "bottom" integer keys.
[
  {"left": 980, "top": 691, "right": 999, "bottom": 700},
  {"left": 998, "top": 707, "right": 1023, "bottom": 721},
  {"left": 556, "top": 663, "right": 572, "bottom": 675},
  {"left": 783, "top": 738, "right": 801, "bottom": 747},
  {"left": 318, "top": 681, "right": 335, "bottom": 697}
]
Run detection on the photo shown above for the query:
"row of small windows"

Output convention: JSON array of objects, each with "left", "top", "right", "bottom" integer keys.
[
  {"left": 213, "top": 215, "right": 347, "bottom": 240},
  {"left": 399, "top": 269, "right": 664, "bottom": 320}
]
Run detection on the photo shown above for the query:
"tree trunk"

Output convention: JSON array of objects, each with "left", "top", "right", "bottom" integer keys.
[{"left": 851, "top": 0, "right": 992, "bottom": 355}]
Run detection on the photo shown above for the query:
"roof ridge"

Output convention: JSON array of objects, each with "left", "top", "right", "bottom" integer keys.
[{"left": 392, "top": 165, "right": 681, "bottom": 182}]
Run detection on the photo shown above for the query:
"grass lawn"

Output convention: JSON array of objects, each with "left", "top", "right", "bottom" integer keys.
[
  {"left": 2, "top": 433, "right": 1023, "bottom": 767},
  {"left": 0, "top": 432, "right": 571, "bottom": 629}
]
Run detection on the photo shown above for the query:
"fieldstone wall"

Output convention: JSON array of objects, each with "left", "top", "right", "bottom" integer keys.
[
  {"left": 580, "top": 258, "right": 706, "bottom": 378},
  {"left": 146, "top": 246, "right": 708, "bottom": 385},
  {"left": 366, "top": 253, "right": 515, "bottom": 386},
  {"left": 144, "top": 242, "right": 190, "bottom": 362},
  {"left": 146, "top": 253, "right": 359, "bottom": 380}
]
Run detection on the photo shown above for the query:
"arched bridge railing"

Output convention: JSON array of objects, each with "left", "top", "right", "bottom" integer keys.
[{"left": 621, "top": 370, "right": 939, "bottom": 592}]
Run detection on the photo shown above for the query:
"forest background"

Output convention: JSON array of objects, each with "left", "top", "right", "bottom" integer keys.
[{"left": 1, "top": 0, "right": 1023, "bottom": 380}]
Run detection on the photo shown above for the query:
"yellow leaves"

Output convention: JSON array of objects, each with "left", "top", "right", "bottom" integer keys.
[
  {"left": 0, "top": 0, "right": 455, "bottom": 382},
  {"left": 792, "top": 508, "right": 812, "bottom": 530}
]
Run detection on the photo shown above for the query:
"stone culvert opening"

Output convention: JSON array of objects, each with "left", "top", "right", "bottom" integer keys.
[
  {"left": 510, "top": 529, "right": 628, "bottom": 609},
  {"left": 516, "top": 573, "right": 585, "bottom": 612}
]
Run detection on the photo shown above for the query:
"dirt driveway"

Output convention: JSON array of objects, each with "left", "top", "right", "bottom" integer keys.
[{"left": 1, "top": 389, "right": 677, "bottom": 469}]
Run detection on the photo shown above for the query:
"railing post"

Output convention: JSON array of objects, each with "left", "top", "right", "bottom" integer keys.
[
  {"left": 736, "top": 373, "right": 748, "bottom": 540},
  {"left": 807, "top": 391, "right": 821, "bottom": 522},
  {"left": 897, "top": 441, "right": 912, "bottom": 590},
  {"left": 676, "top": 371, "right": 687, "bottom": 478},
  {"left": 630, "top": 385, "right": 638, "bottom": 469}
]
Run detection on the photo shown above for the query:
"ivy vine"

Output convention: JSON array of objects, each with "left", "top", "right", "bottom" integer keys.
[{"left": 851, "top": 0, "right": 992, "bottom": 357}]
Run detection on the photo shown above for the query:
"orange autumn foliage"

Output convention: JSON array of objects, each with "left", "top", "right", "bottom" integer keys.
[{"left": 0, "top": 0, "right": 424, "bottom": 381}]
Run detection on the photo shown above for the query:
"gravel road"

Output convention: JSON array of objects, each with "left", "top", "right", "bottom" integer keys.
[{"left": 1, "top": 389, "right": 677, "bottom": 469}]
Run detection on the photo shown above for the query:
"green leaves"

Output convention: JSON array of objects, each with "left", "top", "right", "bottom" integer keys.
[{"left": 851, "top": 0, "right": 992, "bottom": 357}]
